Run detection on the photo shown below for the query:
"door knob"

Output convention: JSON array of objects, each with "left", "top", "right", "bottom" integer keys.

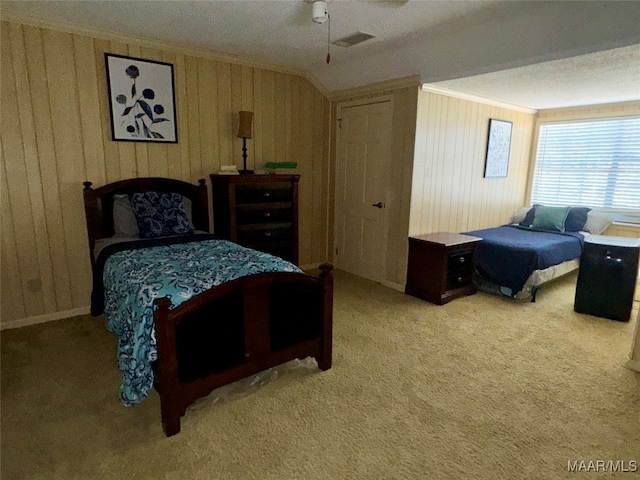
[{"left": 372, "top": 202, "right": 383, "bottom": 208}]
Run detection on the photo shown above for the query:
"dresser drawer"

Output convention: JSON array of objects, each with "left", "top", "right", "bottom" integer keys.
[
  {"left": 236, "top": 184, "right": 292, "bottom": 204},
  {"left": 236, "top": 202, "right": 293, "bottom": 225},
  {"left": 237, "top": 222, "right": 293, "bottom": 244},
  {"left": 447, "top": 271, "right": 473, "bottom": 290},
  {"left": 448, "top": 250, "right": 474, "bottom": 274}
]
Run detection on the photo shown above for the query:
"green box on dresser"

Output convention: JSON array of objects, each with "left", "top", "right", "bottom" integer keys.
[{"left": 210, "top": 174, "right": 300, "bottom": 265}]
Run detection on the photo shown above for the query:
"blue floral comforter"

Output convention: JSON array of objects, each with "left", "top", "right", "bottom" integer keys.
[{"left": 95, "top": 236, "right": 301, "bottom": 406}]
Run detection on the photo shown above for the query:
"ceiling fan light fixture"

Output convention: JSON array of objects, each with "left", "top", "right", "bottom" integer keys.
[{"left": 312, "top": 0, "right": 328, "bottom": 24}]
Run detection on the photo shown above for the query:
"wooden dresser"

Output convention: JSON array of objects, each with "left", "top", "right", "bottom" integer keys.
[
  {"left": 210, "top": 174, "right": 299, "bottom": 264},
  {"left": 405, "top": 232, "right": 482, "bottom": 305}
]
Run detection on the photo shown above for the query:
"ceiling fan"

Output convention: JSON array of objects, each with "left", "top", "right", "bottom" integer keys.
[{"left": 297, "top": 0, "right": 409, "bottom": 63}]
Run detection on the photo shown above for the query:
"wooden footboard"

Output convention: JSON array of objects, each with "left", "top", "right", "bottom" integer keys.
[{"left": 152, "top": 264, "right": 333, "bottom": 437}]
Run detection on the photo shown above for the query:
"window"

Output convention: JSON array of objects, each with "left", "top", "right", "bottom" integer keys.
[{"left": 530, "top": 116, "right": 640, "bottom": 224}]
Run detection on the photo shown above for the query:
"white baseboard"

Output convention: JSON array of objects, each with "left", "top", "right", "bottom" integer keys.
[
  {"left": 1, "top": 307, "right": 90, "bottom": 331},
  {"left": 381, "top": 280, "right": 405, "bottom": 292},
  {"left": 625, "top": 359, "right": 640, "bottom": 373}
]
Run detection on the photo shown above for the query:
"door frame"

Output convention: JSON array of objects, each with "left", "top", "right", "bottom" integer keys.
[{"left": 334, "top": 95, "right": 394, "bottom": 283}]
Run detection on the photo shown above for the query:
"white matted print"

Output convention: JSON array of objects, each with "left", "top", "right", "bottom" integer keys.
[
  {"left": 105, "top": 54, "right": 178, "bottom": 143},
  {"left": 484, "top": 119, "right": 512, "bottom": 178}
]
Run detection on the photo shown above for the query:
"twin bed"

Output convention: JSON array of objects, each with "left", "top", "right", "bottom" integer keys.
[
  {"left": 465, "top": 207, "right": 612, "bottom": 301},
  {"left": 465, "top": 225, "right": 584, "bottom": 301},
  {"left": 83, "top": 177, "right": 333, "bottom": 436}
]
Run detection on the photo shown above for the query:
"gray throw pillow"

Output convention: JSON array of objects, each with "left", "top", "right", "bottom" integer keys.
[
  {"left": 182, "top": 197, "right": 193, "bottom": 228},
  {"left": 113, "top": 194, "right": 140, "bottom": 237},
  {"left": 583, "top": 211, "right": 614, "bottom": 234}
]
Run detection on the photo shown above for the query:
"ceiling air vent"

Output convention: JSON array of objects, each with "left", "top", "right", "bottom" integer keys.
[{"left": 332, "top": 32, "right": 375, "bottom": 48}]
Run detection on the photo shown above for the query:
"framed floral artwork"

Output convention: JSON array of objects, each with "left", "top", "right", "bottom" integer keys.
[
  {"left": 105, "top": 53, "right": 178, "bottom": 143},
  {"left": 484, "top": 119, "right": 512, "bottom": 178}
]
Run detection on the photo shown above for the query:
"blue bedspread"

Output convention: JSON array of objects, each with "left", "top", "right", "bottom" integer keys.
[
  {"left": 464, "top": 225, "right": 584, "bottom": 295},
  {"left": 96, "top": 237, "right": 301, "bottom": 406}
]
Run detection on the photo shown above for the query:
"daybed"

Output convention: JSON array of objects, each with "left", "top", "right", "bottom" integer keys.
[
  {"left": 465, "top": 206, "right": 613, "bottom": 301},
  {"left": 83, "top": 177, "right": 333, "bottom": 436}
]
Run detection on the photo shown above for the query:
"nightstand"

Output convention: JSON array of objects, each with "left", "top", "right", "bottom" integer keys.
[
  {"left": 574, "top": 235, "right": 640, "bottom": 321},
  {"left": 405, "top": 232, "right": 482, "bottom": 305}
]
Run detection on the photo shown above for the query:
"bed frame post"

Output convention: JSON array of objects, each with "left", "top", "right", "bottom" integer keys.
[
  {"left": 83, "top": 182, "right": 99, "bottom": 267},
  {"left": 317, "top": 263, "right": 334, "bottom": 371},
  {"left": 153, "top": 297, "right": 182, "bottom": 437},
  {"left": 195, "top": 179, "right": 210, "bottom": 233}
]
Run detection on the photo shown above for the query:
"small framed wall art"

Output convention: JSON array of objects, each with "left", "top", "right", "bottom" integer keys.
[
  {"left": 484, "top": 118, "right": 512, "bottom": 178},
  {"left": 105, "top": 53, "right": 178, "bottom": 143}
]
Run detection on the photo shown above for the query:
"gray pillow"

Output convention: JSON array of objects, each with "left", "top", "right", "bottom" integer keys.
[
  {"left": 113, "top": 194, "right": 139, "bottom": 237},
  {"left": 583, "top": 211, "right": 614, "bottom": 234},
  {"left": 182, "top": 197, "right": 193, "bottom": 228}
]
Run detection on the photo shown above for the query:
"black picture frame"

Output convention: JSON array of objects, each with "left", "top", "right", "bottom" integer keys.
[
  {"left": 484, "top": 119, "right": 512, "bottom": 178},
  {"left": 105, "top": 53, "right": 178, "bottom": 143}
]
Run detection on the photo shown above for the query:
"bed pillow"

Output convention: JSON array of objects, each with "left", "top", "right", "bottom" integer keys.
[
  {"left": 583, "top": 211, "right": 614, "bottom": 234},
  {"left": 182, "top": 197, "right": 194, "bottom": 228},
  {"left": 510, "top": 207, "right": 532, "bottom": 225},
  {"left": 113, "top": 194, "right": 140, "bottom": 237},
  {"left": 130, "top": 192, "right": 194, "bottom": 238},
  {"left": 531, "top": 205, "right": 570, "bottom": 232},
  {"left": 564, "top": 207, "right": 591, "bottom": 232},
  {"left": 519, "top": 205, "right": 539, "bottom": 227}
]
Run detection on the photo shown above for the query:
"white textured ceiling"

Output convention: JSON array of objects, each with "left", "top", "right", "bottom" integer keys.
[
  {"left": 2, "top": 0, "right": 640, "bottom": 109},
  {"left": 427, "top": 44, "right": 640, "bottom": 110}
]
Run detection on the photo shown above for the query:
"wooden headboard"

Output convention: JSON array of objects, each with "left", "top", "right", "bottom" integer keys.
[{"left": 83, "top": 177, "right": 209, "bottom": 266}]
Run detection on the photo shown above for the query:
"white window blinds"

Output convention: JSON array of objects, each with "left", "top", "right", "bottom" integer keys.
[{"left": 531, "top": 116, "right": 640, "bottom": 224}]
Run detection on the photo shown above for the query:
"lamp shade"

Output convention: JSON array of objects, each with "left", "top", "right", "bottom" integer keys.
[{"left": 236, "top": 111, "right": 253, "bottom": 139}]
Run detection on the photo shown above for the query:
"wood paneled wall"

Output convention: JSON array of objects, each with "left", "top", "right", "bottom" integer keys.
[
  {"left": 532, "top": 101, "right": 640, "bottom": 240},
  {"left": 409, "top": 90, "right": 536, "bottom": 237},
  {"left": 0, "top": 20, "right": 330, "bottom": 326},
  {"left": 603, "top": 225, "right": 640, "bottom": 238}
]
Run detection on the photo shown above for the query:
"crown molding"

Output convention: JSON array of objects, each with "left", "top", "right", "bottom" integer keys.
[
  {"left": 331, "top": 75, "right": 421, "bottom": 102},
  {"left": 1, "top": 9, "right": 333, "bottom": 99},
  {"left": 421, "top": 83, "right": 538, "bottom": 114},
  {"left": 536, "top": 100, "right": 640, "bottom": 119}
]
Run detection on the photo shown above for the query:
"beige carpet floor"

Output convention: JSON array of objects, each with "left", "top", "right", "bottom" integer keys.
[{"left": 2, "top": 271, "right": 639, "bottom": 480}]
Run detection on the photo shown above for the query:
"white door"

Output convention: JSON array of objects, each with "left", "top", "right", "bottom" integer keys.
[{"left": 335, "top": 100, "right": 393, "bottom": 282}]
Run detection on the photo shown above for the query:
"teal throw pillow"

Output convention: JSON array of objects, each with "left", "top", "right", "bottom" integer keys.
[{"left": 531, "top": 205, "right": 570, "bottom": 232}]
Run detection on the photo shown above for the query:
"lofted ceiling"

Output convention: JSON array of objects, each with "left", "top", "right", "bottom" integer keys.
[{"left": 2, "top": 0, "right": 640, "bottom": 109}]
